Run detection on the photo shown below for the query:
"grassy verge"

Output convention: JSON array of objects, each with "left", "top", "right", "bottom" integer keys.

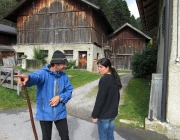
[
  {"left": 115, "top": 77, "right": 151, "bottom": 128},
  {"left": 0, "top": 86, "right": 36, "bottom": 110},
  {"left": 0, "top": 69, "right": 100, "bottom": 110}
]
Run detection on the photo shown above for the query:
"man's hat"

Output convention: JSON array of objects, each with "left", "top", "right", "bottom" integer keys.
[{"left": 50, "top": 50, "right": 68, "bottom": 64}]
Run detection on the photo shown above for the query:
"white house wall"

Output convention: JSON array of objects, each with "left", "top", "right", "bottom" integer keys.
[
  {"left": 13, "top": 44, "right": 104, "bottom": 72},
  {"left": 145, "top": 1, "right": 180, "bottom": 139},
  {"left": 167, "top": 0, "right": 180, "bottom": 126}
]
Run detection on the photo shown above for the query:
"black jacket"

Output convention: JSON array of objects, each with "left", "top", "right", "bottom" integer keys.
[{"left": 92, "top": 74, "right": 120, "bottom": 119}]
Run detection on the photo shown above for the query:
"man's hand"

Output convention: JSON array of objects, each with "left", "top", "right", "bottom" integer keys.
[
  {"left": 14, "top": 74, "right": 29, "bottom": 86},
  {"left": 49, "top": 96, "right": 60, "bottom": 106}
]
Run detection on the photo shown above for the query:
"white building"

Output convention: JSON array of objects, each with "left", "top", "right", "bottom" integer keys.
[{"left": 136, "top": 0, "right": 180, "bottom": 139}]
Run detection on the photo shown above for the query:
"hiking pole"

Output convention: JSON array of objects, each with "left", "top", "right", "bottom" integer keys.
[{"left": 22, "top": 85, "right": 38, "bottom": 140}]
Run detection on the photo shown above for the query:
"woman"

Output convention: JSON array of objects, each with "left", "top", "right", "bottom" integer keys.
[{"left": 91, "top": 58, "right": 122, "bottom": 140}]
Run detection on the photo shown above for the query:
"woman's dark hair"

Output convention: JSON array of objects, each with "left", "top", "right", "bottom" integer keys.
[{"left": 97, "top": 58, "right": 122, "bottom": 89}]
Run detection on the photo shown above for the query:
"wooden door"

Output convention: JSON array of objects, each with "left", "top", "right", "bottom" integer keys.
[{"left": 78, "top": 51, "right": 87, "bottom": 69}]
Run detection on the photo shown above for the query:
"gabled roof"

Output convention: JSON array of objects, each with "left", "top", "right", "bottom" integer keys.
[
  {"left": 109, "top": 23, "right": 151, "bottom": 40},
  {"left": 0, "top": 24, "right": 17, "bottom": 35},
  {"left": 136, "top": 0, "right": 159, "bottom": 31},
  {"left": 1, "top": 0, "right": 113, "bottom": 32}
]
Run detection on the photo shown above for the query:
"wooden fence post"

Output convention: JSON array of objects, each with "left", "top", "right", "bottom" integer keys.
[
  {"left": 15, "top": 69, "right": 22, "bottom": 95},
  {"left": 0, "top": 68, "right": 21, "bottom": 95}
]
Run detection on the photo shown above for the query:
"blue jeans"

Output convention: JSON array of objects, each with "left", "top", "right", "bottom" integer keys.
[{"left": 97, "top": 118, "right": 115, "bottom": 140}]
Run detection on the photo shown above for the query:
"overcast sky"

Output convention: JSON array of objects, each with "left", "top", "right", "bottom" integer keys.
[{"left": 126, "top": 0, "right": 140, "bottom": 18}]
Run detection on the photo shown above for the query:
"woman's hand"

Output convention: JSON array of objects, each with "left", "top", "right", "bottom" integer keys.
[{"left": 92, "top": 118, "right": 98, "bottom": 123}]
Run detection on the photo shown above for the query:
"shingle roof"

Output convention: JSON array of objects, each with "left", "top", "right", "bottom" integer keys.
[{"left": 0, "top": 24, "right": 17, "bottom": 35}]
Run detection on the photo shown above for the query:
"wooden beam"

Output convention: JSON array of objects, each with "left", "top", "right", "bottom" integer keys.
[{"left": 0, "top": 72, "right": 10, "bottom": 86}]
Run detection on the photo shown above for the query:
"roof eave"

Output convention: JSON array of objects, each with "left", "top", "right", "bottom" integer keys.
[
  {"left": 1, "top": 0, "right": 28, "bottom": 23},
  {"left": 136, "top": 0, "right": 159, "bottom": 31}
]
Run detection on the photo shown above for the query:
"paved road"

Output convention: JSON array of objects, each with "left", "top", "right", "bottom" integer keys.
[
  {"left": 0, "top": 73, "right": 169, "bottom": 140},
  {"left": 0, "top": 108, "right": 124, "bottom": 140}
]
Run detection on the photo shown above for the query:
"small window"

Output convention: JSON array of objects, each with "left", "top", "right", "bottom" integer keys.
[
  {"left": 17, "top": 52, "right": 24, "bottom": 64},
  {"left": 17, "top": 52, "right": 24, "bottom": 58},
  {"left": 40, "top": 50, "right": 48, "bottom": 57},
  {"left": 64, "top": 50, "right": 73, "bottom": 60}
]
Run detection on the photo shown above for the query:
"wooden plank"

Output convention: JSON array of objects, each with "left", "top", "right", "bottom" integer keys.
[{"left": 16, "top": 69, "right": 22, "bottom": 95}]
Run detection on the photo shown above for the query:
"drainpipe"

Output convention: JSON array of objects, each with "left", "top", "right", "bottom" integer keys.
[{"left": 161, "top": 0, "right": 171, "bottom": 122}]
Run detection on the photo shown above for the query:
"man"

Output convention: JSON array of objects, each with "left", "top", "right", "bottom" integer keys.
[{"left": 15, "top": 50, "right": 73, "bottom": 140}]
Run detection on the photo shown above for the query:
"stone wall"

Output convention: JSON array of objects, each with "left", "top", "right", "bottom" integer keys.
[{"left": 22, "top": 59, "right": 43, "bottom": 71}]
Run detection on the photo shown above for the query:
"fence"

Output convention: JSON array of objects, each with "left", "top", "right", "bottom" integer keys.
[{"left": 0, "top": 67, "right": 21, "bottom": 95}]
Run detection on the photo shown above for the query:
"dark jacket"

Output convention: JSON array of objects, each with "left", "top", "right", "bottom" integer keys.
[{"left": 92, "top": 74, "right": 120, "bottom": 119}]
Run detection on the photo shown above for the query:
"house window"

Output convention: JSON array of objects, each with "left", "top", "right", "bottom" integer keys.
[
  {"left": 64, "top": 50, "right": 73, "bottom": 60},
  {"left": 40, "top": 50, "right": 48, "bottom": 57},
  {"left": 17, "top": 52, "right": 24, "bottom": 64}
]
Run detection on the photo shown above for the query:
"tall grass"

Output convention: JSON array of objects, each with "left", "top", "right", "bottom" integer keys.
[{"left": 115, "top": 77, "right": 151, "bottom": 128}]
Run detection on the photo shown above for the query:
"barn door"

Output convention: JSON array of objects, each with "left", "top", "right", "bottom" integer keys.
[{"left": 78, "top": 51, "right": 87, "bottom": 69}]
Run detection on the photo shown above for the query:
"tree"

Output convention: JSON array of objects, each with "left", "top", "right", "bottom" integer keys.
[
  {"left": 0, "top": 0, "right": 17, "bottom": 26},
  {"left": 88, "top": 0, "right": 137, "bottom": 30},
  {"left": 130, "top": 15, "right": 139, "bottom": 29}
]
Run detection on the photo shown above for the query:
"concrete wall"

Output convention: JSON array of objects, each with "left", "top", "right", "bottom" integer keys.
[{"left": 13, "top": 44, "right": 104, "bottom": 72}]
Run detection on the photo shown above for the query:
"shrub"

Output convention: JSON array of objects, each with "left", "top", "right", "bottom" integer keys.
[
  {"left": 66, "top": 60, "right": 78, "bottom": 69},
  {"left": 33, "top": 46, "right": 47, "bottom": 65},
  {"left": 131, "top": 43, "right": 157, "bottom": 78}
]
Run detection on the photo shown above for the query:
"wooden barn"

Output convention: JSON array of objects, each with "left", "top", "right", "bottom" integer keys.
[
  {"left": 2, "top": 0, "right": 113, "bottom": 71},
  {"left": 0, "top": 24, "right": 17, "bottom": 66},
  {"left": 108, "top": 23, "right": 151, "bottom": 70}
]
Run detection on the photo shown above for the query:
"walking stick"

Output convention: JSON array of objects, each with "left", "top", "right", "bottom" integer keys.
[{"left": 22, "top": 85, "right": 38, "bottom": 140}]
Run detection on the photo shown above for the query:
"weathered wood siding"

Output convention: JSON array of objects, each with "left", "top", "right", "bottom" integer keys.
[
  {"left": 110, "top": 27, "right": 147, "bottom": 54},
  {"left": 0, "top": 33, "right": 16, "bottom": 45},
  {"left": 110, "top": 26, "right": 148, "bottom": 69},
  {"left": 17, "top": 0, "right": 109, "bottom": 46},
  {"left": 0, "top": 51, "right": 15, "bottom": 65}
]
